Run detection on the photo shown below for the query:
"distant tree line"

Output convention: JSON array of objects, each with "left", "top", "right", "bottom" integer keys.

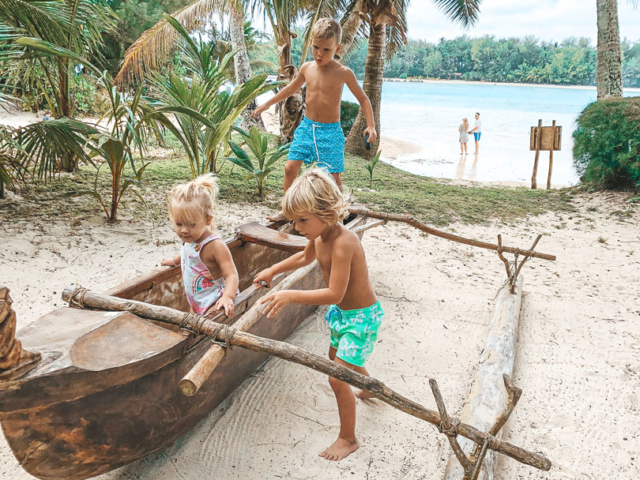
[{"left": 342, "top": 36, "right": 640, "bottom": 88}]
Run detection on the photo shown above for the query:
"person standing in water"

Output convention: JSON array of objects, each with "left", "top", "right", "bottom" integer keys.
[
  {"left": 458, "top": 118, "right": 469, "bottom": 154},
  {"left": 468, "top": 112, "right": 482, "bottom": 154}
]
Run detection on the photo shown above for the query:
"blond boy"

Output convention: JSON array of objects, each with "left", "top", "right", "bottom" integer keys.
[
  {"left": 254, "top": 169, "right": 383, "bottom": 461},
  {"left": 253, "top": 18, "right": 377, "bottom": 192}
]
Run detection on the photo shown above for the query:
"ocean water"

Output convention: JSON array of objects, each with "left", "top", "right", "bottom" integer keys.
[{"left": 342, "top": 82, "right": 640, "bottom": 186}]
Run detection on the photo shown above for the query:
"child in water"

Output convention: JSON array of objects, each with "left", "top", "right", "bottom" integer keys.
[
  {"left": 162, "top": 174, "right": 239, "bottom": 317},
  {"left": 254, "top": 168, "right": 384, "bottom": 461}
]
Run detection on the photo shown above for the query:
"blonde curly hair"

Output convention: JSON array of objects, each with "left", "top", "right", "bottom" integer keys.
[
  {"left": 282, "top": 168, "right": 349, "bottom": 225},
  {"left": 168, "top": 174, "right": 219, "bottom": 226}
]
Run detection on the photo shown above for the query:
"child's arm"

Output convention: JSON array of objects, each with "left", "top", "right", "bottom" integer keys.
[
  {"left": 253, "top": 241, "right": 316, "bottom": 287},
  {"left": 252, "top": 65, "right": 308, "bottom": 118},
  {"left": 161, "top": 255, "right": 181, "bottom": 267},
  {"left": 344, "top": 69, "right": 377, "bottom": 143},
  {"left": 260, "top": 237, "right": 354, "bottom": 318},
  {"left": 204, "top": 241, "right": 239, "bottom": 317}
]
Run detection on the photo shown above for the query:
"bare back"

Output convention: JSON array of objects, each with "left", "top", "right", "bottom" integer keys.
[
  {"left": 314, "top": 224, "right": 377, "bottom": 310},
  {"left": 301, "top": 61, "right": 352, "bottom": 124}
]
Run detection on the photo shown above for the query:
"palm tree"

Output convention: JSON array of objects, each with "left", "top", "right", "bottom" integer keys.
[
  {"left": 145, "top": 16, "right": 276, "bottom": 175},
  {"left": 596, "top": 0, "right": 623, "bottom": 98},
  {"left": 0, "top": 0, "right": 117, "bottom": 118},
  {"left": 343, "top": 0, "right": 481, "bottom": 158}
]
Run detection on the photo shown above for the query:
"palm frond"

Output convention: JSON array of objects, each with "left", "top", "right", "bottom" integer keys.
[
  {"left": 115, "top": 0, "right": 220, "bottom": 85},
  {"left": 13, "top": 118, "right": 98, "bottom": 180},
  {"left": 431, "top": 0, "right": 481, "bottom": 28},
  {"left": 0, "top": 0, "right": 72, "bottom": 44}
]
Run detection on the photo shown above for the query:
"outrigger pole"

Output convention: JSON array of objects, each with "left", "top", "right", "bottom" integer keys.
[{"left": 62, "top": 286, "right": 551, "bottom": 479}]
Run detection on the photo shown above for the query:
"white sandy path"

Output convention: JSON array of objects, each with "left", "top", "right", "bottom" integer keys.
[{"left": 0, "top": 193, "right": 639, "bottom": 479}]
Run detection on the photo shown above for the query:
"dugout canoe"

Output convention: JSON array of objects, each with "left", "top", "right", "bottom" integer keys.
[{"left": 0, "top": 214, "right": 369, "bottom": 480}]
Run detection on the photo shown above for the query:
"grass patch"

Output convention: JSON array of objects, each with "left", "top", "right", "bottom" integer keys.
[{"left": 2, "top": 148, "right": 575, "bottom": 226}]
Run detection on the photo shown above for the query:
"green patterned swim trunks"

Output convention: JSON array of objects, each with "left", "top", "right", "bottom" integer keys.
[{"left": 325, "top": 301, "right": 384, "bottom": 367}]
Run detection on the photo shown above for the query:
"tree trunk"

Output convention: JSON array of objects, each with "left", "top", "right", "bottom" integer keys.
[
  {"left": 340, "top": 0, "right": 365, "bottom": 58},
  {"left": 345, "top": 22, "right": 385, "bottom": 159},
  {"left": 58, "top": 60, "right": 77, "bottom": 172},
  {"left": 229, "top": 1, "right": 264, "bottom": 129},
  {"left": 596, "top": 0, "right": 623, "bottom": 99},
  {"left": 275, "top": 27, "right": 304, "bottom": 141}
]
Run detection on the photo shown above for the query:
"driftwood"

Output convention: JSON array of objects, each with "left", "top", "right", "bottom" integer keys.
[
  {"left": 348, "top": 207, "right": 555, "bottom": 261},
  {"left": 497, "top": 235, "right": 541, "bottom": 293},
  {"left": 0, "top": 286, "right": 40, "bottom": 379},
  {"left": 180, "top": 262, "right": 319, "bottom": 396},
  {"left": 443, "top": 274, "right": 524, "bottom": 480},
  {"left": 62, "top": 286, "right": 551, "bottom": 474}
]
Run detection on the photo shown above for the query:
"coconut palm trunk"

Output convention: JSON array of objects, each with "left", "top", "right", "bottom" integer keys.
[
  {"left": 345, "top": 22, "right": 385, "bottom": 158},
  {"left": 596, "top": 0, "right": 623, "bottom": 98},
  {"left": 229, "top": 1, "right": 263, "bottom": 127},
  {"left": 340, "top": 0, "right": 365, "bottom": 57}
]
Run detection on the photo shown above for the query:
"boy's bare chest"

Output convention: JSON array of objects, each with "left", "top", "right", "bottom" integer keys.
[{"left": 306, "top": 70, "right": 344, "bottom": 96}]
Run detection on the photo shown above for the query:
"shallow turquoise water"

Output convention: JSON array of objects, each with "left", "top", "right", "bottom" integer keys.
[{"left": 343, "top": 82, "right": 640, "bottom": 185}]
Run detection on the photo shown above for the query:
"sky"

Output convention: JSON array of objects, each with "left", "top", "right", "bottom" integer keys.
[{"left": 405, "top": 0, "right": 640, "bottom": 43}]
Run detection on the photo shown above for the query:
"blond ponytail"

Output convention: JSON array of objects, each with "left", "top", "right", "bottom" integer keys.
[{"left": 168, "top": 174, "right": 218, "bottom": 226}]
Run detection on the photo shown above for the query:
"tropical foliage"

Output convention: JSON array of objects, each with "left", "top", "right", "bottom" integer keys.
[
  {"left": 66, "top": 71, "right": 162, "bottom": 222},
  {"left": 227, "top": 126, "right": 290, "bottom": 197},
  {"left": 370, "top": 36, "right": 640, "bottom": 87},
  {"left": 0, "top": 0, "right": 117, "bottom": 118},
  {"left": 364, "top": 149, "right": 381, "bottom": 188},
  {"left": 144, "top": 16, "right": 277, "bottom": 176},
  {"left": 573, "top": 96, "right": 640, "bottom": 190}
]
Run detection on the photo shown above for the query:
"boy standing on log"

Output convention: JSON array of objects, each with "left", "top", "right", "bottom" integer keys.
[
  {"left": 252, "top": 18, "right": 377, "bottom": 194},
  {"left": 254, "top": 169, "right": 383, "bottom": 461}
]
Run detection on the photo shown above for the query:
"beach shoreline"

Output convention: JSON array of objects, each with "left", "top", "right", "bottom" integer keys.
[{"left": 382, "top": 77, "right": 640, "bottom": 93}]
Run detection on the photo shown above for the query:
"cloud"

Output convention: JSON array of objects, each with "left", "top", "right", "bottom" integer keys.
[{"left": 407, "top": 1, "right": 640, "bottom": 43}]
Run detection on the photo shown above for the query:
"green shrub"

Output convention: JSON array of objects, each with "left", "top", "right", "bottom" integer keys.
[
  {"left": 340, "top": 101, "right": 359, "bottom": 136},
  {"left": 573, "top": 97, "right": 640, "bottom": 190}
]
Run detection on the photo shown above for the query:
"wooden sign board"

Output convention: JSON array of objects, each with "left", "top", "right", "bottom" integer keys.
[{"left": 530, "top": 126, "right": 562, "bottom": 151}]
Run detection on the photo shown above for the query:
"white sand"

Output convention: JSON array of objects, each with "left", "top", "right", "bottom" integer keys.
[{"left": 1, "top": 189, "right": 639, "bottom": 479}]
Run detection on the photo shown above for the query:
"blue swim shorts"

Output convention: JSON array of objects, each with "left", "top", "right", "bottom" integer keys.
[
  {"left": 474, "top": 132, "right": 482, "bottom": 141},
  {"left": 288, "top": 116, "right": 345, "bottom": 173},
  {"left": 325, "top": 301, "right": 384, "bottom": 367}
]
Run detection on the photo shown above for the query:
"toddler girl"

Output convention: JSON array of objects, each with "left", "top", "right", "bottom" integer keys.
[{"left": 161, "top": 174, "right": 239, "bottom": 317}]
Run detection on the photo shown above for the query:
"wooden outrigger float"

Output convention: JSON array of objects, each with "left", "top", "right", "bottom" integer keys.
[{"left": 0, "top": 210, "right": 555, "bottom": 480}]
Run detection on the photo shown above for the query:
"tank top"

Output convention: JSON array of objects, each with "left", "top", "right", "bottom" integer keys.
[{"left": 180, "top": 234, "right": 226, "bottom": 315}]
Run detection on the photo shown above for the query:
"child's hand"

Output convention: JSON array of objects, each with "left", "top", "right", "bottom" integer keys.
[
  {"left": 213, "top": 296, "right": 235, "bottom": 317},
  {"left": 260, "top": 291, "right": 294, "bottom": 318},
  {"left": 252, "top": 104, "right": 267, "bottom": 118},
  {"left": 363, "top": 126, "right": 377, "bottom": 144},
  {"left": 161, "top": 258, "right": 178, "bottom": 267},
  {"left": 253, "top": 268, "right": 274, "bottom": 287}
]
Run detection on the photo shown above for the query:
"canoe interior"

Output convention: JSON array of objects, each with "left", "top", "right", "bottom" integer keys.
[{"left": 0, "top": 216, "right": 363, "bottom": 480}]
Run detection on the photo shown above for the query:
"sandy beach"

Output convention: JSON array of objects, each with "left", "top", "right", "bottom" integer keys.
[{"left": 1, "top": 187, "right": 638, "bottom": 479}]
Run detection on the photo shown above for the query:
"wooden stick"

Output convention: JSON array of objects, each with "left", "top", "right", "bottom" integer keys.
[
  {"left": 179, "top": 262, "right": 318, "bottom": 396},
  {"left": 348, "top": 207, "right": 556, "bottom": 261},
  {"left": 531, "top": 119, "right": 542, "bottom": 189},
  {"left": 61, "top": 286, "right": 552, "bottom": 473},
  {"left": 547, "top": 120, "right": 555, "bottom": 189},
  {"left": 430, "top": 378, "right": 472, "bottom": 475}
]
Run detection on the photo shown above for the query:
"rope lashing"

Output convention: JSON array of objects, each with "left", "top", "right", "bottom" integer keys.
[
  {"left": 68, "top": 286, "right": 88, "bottom": 309},
  {"left": 180, "top": 312, "right": 237, "bottom": 349}
]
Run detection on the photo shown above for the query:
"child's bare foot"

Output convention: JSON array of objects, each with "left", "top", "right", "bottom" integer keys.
[
  {"left": 267, "top": 211, "right": 286, "bottom": 222},
  {"left": 319, "top": 437, "right": 359, "bottom": 461},
  {"left": 355, "top": 389, "right": 376, "bottom": 400}
]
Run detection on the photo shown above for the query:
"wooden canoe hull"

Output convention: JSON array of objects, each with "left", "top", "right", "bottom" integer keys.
[
  {"left": 0, "top": 265, "right": 322, "bottom": 480},
  {"left": 0, "top": 216, "right": 365, "bottom": 480}
]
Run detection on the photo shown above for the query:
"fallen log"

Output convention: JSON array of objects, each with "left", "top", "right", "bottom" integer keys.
[
  {"left": 347, "top": 207, "right": 556, "bottom": 261},
  {"left": 62, "top": 285, "right": 551, "bottom": 474},
  {"left": 443, "top": 274, "right": 524, "bottom": 480}
]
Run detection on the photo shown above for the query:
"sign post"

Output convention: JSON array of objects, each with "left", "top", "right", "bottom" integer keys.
[{"left": 530, "top": 120, "right": 562, "bottom": 189}]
